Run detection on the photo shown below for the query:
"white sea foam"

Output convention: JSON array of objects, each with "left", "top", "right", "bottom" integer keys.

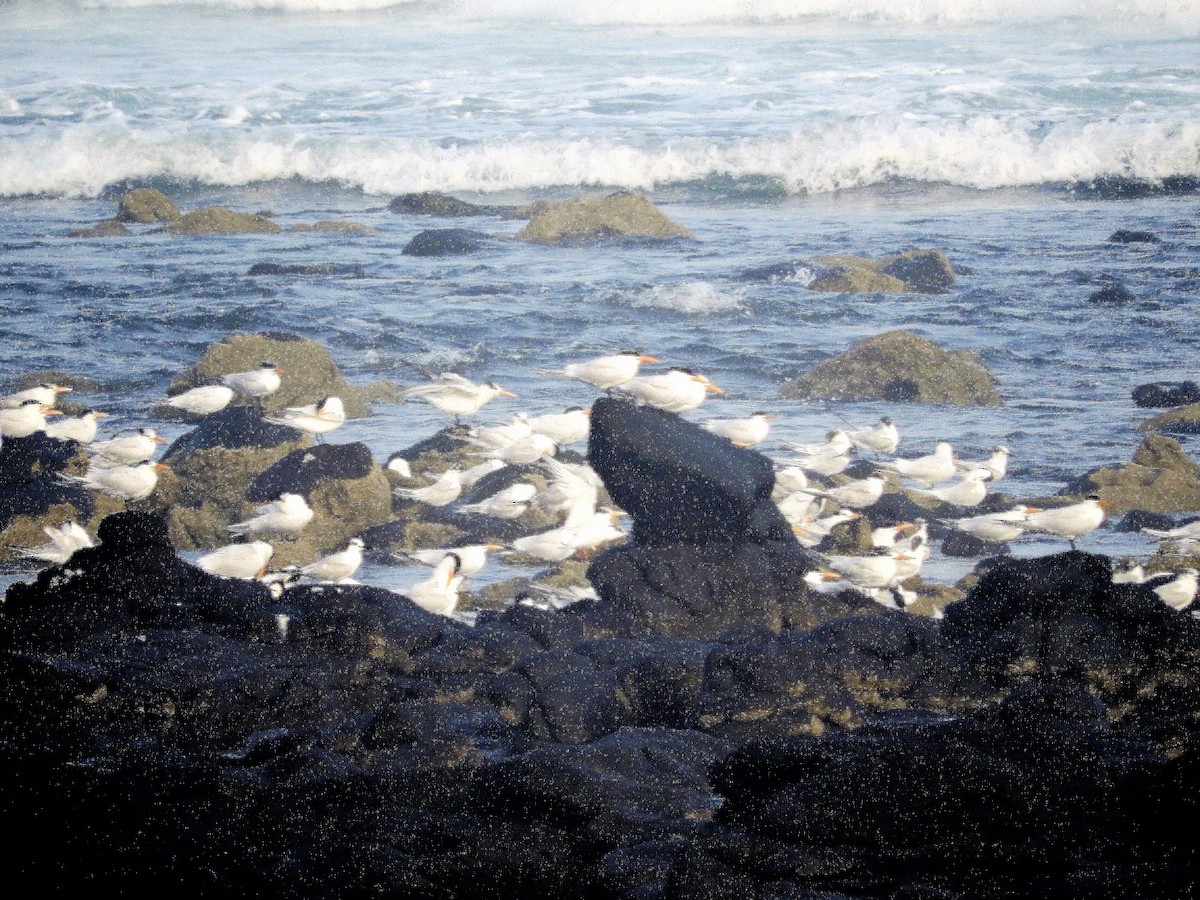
[
  {"left": 614, "top": 282, "right": 744, "bottom": 315},
  {"left": 2, "top": 115, "right": 1198, "bottom": 198},
  {"left": 52, "top": 0, "right": 1200, "bottom": 32}
]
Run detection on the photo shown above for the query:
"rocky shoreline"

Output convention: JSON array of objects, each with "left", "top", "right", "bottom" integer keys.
[{"left": 2, "top": 393, "right": 1199, "bottom": 897}]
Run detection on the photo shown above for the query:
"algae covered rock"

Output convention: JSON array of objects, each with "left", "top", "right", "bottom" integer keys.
[
  {"left": 163, "top": 207, "right": 284, "bottom": 235},
  {"left": 388, "top": 192, "right": 505, "bottom": 217},
  {"left": 1140, "top": 401, "right": 1200, "bottom": 434},
  {"left": 1064, "top": 433, "right": 1200, "bottom": 516},
  {"left": 517, "top": 193, "right": 694, "bottom": 245},
  {"left": 782, "top": 330, "right": 1001, "bottom": 406},
  {"left": 68, "top": 219, "right": 130, "bottom": 238},
  {"left": 116, "top": 188, "right": 182, "bottom": 224},
  {"left": 402, "top": 228, "right": 494, "bottom": 257},
  {"left": 286, "top": 220, "right": 377, "bottom": 235},
  {"left": 807, "top": 249, "right": 956, "bottom": 294},
  {"left": 167, "top": 332, "right": 371, "bottom": 417}
]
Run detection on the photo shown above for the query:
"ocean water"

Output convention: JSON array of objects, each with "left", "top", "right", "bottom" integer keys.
[{"left": 2, "top": 0, "right": 1200, "bottom": 592}]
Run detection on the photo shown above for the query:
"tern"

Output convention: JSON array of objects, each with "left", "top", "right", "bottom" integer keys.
[
  {"left": 1147, "top": 568, "right": 1199, "bottom": 611},
  {"left": 952, "top": 505, "right": 1039, "bottom": 543},
  {"left": 196, "top": 540, "right": 275, "bottom": 579},
  {"left": 228, "top": 492, "right": 313, "bottom": 537},
  {"left": 701, "top": 411, "right": 775, "bottom": 447},
  {"left": 775, "top": 490, "right": 824, "bottom": 527},
  {"left": 910, "top": 468, "right": 991, "bottom": 508},
  {"left": 2, "top": 382, "right": 71, "bottom": 409},
  {"left": 536, "top": 350, "right": 660, "bottom": 390},
  {"left": 90, "top": 427, "right": 166, "bottom": 466},
  {"left": 394, "top": 468, "right": 464, "bottom": 506},
  {"left": 299, "top": 538, "right": 365, "bottom": 583},
  {"left": 456, "top": 482, "right": 538, "bottom": 519},
  {"left": 62, "top": 459, "right": 167, "bottom": 502},
  {"left": 791, "top": 510, "right": 860, "bottom": 548},
  {"left": 771, "top": 465, "right": 809, "bottom": 499},
  {"left": 525, "top": 407, "right": 591, "bottom": 446},
  {"left": 1110, "top": 558, "right": 1146, "bottom": 585},
  {"left": 878, "top": 442, "right": 956, "bottom": 487},
  {"left": 0, "top": 399, "right": 61, "bottom": 438},
  {"left": 955, "top": 445, "right": 1011, "bottom": 482},
  {"left": 613, "top": 366, "right": 723, "bottom": 413},
  {"left": 458, "top": 458, "right": 507, "bottom": 490},
  {"left": 399, "top": 373, "right": 515, "bottom": 422},
  {"left": 1023, "top": 495, "right": 1107, "bottom": 549},
  {"left": 799, "top": 475, "right": 885, "bottom": 509},
  {"left": 846, "top": 417, "right": 900, "bottom": 455},
  {"left": 783, "top": 429, "right": 852, "bottom": 458},
  {"left": 534, "top": 457, "right": 600, "bottom": 517},
  {"left": 821, "top": 547, "right": 913, "bottom": 590},
  {"left": 398, "top": 543, "right": 499, "bottom": 577},
  {"left": 265, "top": 395, "right": 346, "bottom": 442},
  {"left": 465, "top": 413, "right": 532, "bottom": 450},
  {"left": 166, "top": 384, "right": 235, "bottom": 416},
  {"left": 469, "top": 432, "right": 557, "bottom": 465},
  {"left": 1140, "top": 519, "right": 1200, "bottom": 542},
  {"left": 223, "top": 361, "right": 282, "bottom": 400},
  {"left": 44, "top": 409, "right": 109, "bottom": 443},
  {"left": 402, "top": 552, "right": 464, "bottom": 616},
  {"left": 16, "top": 520, "right": 94, "bottom": 564}
]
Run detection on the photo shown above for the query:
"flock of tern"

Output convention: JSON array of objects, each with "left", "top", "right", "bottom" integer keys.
[{"left": 3, "top": 346, "right": 1199, "bottom": 618}]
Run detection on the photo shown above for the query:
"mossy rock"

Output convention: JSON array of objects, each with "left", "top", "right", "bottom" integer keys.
[
  {"left": 287, "top": 220, "right": 378, "bottom": 235},
  {"left": 388, "top": 192, "right": 504, "bottom": 217},
  {"left": 1064, "top": 434, "right": 1200, "bottom": 516},
  {"left": 117, "top": 188, "right": 182, "bottom": 224},
  {"left": 517, "top": 193, "right": 694, "bottom": 245},
  {"left": 163, "top": 207, "right": 284, "bottom": 235},
  {"left": 68, "top": 219, "right": 130, "bottom": 239},
  {"left": 0, "top": 497, "right": 124, "bottom": 563},
  {"left": 807, "top": 249, "right": 956, "bottom": 294},
  {"left": 1140, "top": 402, "right": 1200, "bottom": 434},
  {"left": 168, "top": 333, "right": 371, "bottom": 417},
  {"left": 782, "top": 330, "right": 1001, "bottom": 406}
]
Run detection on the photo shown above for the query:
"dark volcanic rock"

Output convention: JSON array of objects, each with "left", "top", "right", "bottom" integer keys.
[
  {"left": 388, "top": 191, "right": 503, "bottom": 217},
  {"left": 247, "top": 262, "right": 366, "bottom": 277},
  {"left": 1132, "top": 380, "right": 1200, "bottom": 408},
  {"left": 1108, "top": 229, "right": 1160, "bottom": 243},
  {"left": 247, "top": 442, "right": 377, "bottom": 500},
  {"left": 402, "top": 228, "right": 494, "bottom": 257},
  {"left": 1087, "top": 282, "right": 1135, "bottom": 304}
]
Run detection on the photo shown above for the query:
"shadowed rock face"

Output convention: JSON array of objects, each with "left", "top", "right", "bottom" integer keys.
[{"left": 3, "top": 403, "right": 1200, "bottom": 897}]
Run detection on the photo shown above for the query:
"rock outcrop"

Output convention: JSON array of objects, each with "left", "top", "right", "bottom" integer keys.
[
  {"left": 517, "top": 193, "right": 694, "bottom": 245},
  {"left": 116, "top": 188, "right": 182, "bottom": 224},
  {"left": 782, "top": 329, "right": 1002, "bottom": 406},
  {"left": 402, "top": 228, "right": 495, "bottom": 256},
  {"left": 1064, "top": 433, "right": 1200, "bottom": 515},
  {"left": 807, "top": 249, "right": 956, "bottom": 294},
  {"left": 166, "top": 332, "right": 372, "bottom": 417},
  {"left": 163, "top": 207, "right": 284, "bottom": 235}
]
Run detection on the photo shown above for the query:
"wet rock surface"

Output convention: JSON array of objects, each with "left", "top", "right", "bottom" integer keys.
[
  {"left": 403, "top": 228, "right": 496, "bottom": 256},
  {"left": 3, "top": 399, "right": 1200, "bottom": 898},
  {"left": 782, "top": 329, "right": 1002, "bottom": 406},
  {"left": 1133, "top": 380, "right": 1200, "bottom": 408},
  {"left": 1065, "top": 433, "right": 1200, "bottom": 515},
  {"left": 517, "top": 193, "right": 694, "bottom": 245}
]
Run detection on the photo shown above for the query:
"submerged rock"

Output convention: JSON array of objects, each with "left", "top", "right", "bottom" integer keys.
[
  {"left": 167, "top": 332, "right": 371, "bottom": 417},
  {"left": 388, "top": 191, "right": 508, "bottom": 217},
  {"left": 68, "top": 219, "right": 130, "bottom": 238},
  {"left": 402, "top": 228, "right": 495, "bottom": 257},
  {"left": 247, "top": 262, "right": 366, "bottom": 277},
  {"left": 286, "top": 220, "right": 377, "bottom": 234},
  {"left": 781, "top": 329, "right": 1002, "bottom": 406},
  {"left": 1133, "top": 380, "right": 1200, "bottom": 408},
  {"left": 517, "top": 193, "right": 694, "bottom": 245},
  {"left": 163, "top": 206, "right": 284, "bottom": 235},
  {"left": 1108, "top": 229, "right": 1160, "bottom": 243},
  {"left": 1087, "top": 282, "right": 1135, "bottom": 304},
  {"left": 807, "top": 249, "right": 956, "bottom": 294}
]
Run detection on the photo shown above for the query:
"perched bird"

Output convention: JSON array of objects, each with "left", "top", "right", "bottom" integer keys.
[
  {"left": 789, "top": 445, "right": 853, "bottom": 478},
  {"left": 265, "top": 396, "right": 346, "bottom": 441},
  {"left": 771, "top": 465, "right": 809, "bottom": 500},
  {"left": 871, "top": 520, "right": 922, "bottom": 548},
  {"left": 228, "top": 492, "right": 314, "bottom": 537},
  {"left": 701, "top": 411, "right": 775, "bottom": 447},
  {"left": 61, "top": 459, "right": 166, "bottom": 502},
  {"left": 394, "top": 468, "right": 464, "bottom": 506},
  {"left": 800, "top": 475, "right": 885, "bottom": 510},
  {"left": 195, "top": 540, "right": 275, "bottom": 579},
  {"left": 821, "top": 546, "right": 913, "bottom": 590},
  {"left": 456, "top": 482, "right": 538, "bottom": 519},
  {"left": 90, "top": 427, "right": 166, "bottom": 466},
  {"left": 782, "top": 429, "right": 852, "bottom": 458},
  {"left": 613, "top": 366, "right": 723, "bottom": 413},
  {"left": 165, "top": 384, "right": 235, "bottom": 416},
  {"left": 956, "top": 445, "right": 1011, "bottom": 482},
  {"left": 1147, "top": 568, "right": 1199, "bottom": 611},
  {"left": 791, "top": 510, "right": 860, "bottom": 548},
  {"left": 44, "top": 409, "right": 109, "bottom": 443},
  {"left": 775, "top": 490, "right": 824, "bottom": 527},
  {"left": 1023, "top": 495, "right": 1107, "bottom": 549},
  {"left": 535, "top": 457, "right": 599, "bottom": 517},
  {"left": 399, "top": 543, "right": 499, "bottom": 577},
  {"left": 17, "top": 519, "right": 94, "bottom": 564},
  {"left": 1110, "top": 558, "right": 1146, "bottom": 585},
  {"left": 2, "top": 382, "right": 71, "bottom": 409},
  {"left": 525, "top": 407, "right": 591, "bottom": 446},
  {"left": 0, "top": 399, "right": 61, "bottom": 438},
  {"left": 400, "top": 372, "right": 515, "bottom": 422},
  {"left": 465, "top": 413, "right": 532, "bottom": 450},
  {"left": 846, "top": 417, "right": 900, "bottom": 455},
  {"left": 1140, "top": 519, "right": 1200, "bottom": 542},
  {"left": 300, "top": 538, "right": 365, "bottom": 583},
  {"left": 469, "top": 433, "right": 557, "bottom": 466},
  {"left": 952, "top": 505, "right": 1039, "bottom": 543},
  {"left": 509, "top": 506, "right": 624, "bottom": 561},
  {"left": 910, "top": 468, "right": 991, "bottom": 508},
  {"left": 385, "top": 456, "right": 413, "bottom": 478},
  {"left": 878, "top": 442, "right": 956, "bottom": 487},
  {"left": 537, "top": 350, "right": 660, "bottom": 390},
  {"left": 223, "top": 361, "right": 282, "bottom": 401},
  {"left": 402, "top": 552, "right": 464, "bottom": 616}
]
